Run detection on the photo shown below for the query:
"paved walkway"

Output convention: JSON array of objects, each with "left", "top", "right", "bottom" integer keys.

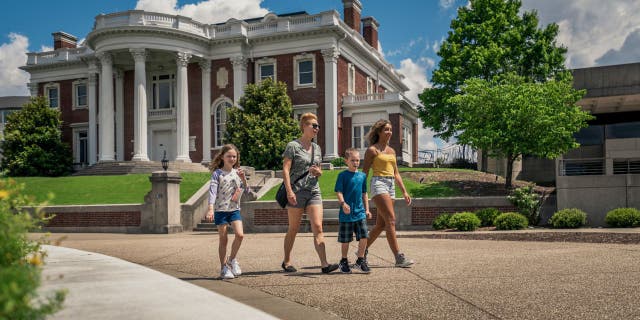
[{"left": 39, "top": 230, "right": 640, "bottom": 319}]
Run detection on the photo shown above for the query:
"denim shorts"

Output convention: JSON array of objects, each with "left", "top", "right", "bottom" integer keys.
[
  {"left": 288, "top": 188, "right": 322, "bottom": 208},
  {"left": 338, "top": 219, "right": 369, "bottom": 243},
  {"left": 214, "top": 210, "right": 242, "bottom": 226},
  {"left": 370, "top": 176, "right": 395, "bottom": 198}
]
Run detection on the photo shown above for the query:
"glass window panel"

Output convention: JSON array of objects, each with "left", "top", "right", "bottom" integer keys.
[
  {"left": 299, "top": 60, "right": 313, "bottom": 84},
  {"left": 261, "top": 64, "right": 274, "bottom": 80},
  {"left": 158, "top": 83, "right": 171, "bottom": 109},
  {"left": 574, "top": 125, "right": 604, "bottom": 145},
  {"left": 353, "top": 127, "right": 361, "bottom": 148},
  {"left": 76, "top": 84, "right": 87, "bottom": 106},
  {"left": 606, "top": 122, "right": 640, "bottom": 139},
  {"left": 48, "top": 88, "right": 58, "bottom": 108},
  {"left": 363, "top": 125, "right": 371, "bottom": 147}
]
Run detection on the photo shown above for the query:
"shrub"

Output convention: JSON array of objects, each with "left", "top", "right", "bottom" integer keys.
[
  {"left": 507, "top": 185, "right": 543, "bottom": 226},
  {"left": 448, "top": 212, "right": 481, "bottom": 231},
  {"left": 548, "top": 208, "right": 587, "bottom": 228},
  {"left": 432, "top": 213, "right": 452, "bottom": 230},
  {"left": 475, "top": 208, "right": 501, "bottom": 227},
  {"left": 0, "top": 179, "right": 66, "bottom": 319},
  {"left": 330, "top": 157, "right": 347, "bottom": 167},
  {"left": 494, "top": 212, "right": 528, "bottom": 230},
  {"left": 605, "top": 208, "right": 640, "bottom": 228}
]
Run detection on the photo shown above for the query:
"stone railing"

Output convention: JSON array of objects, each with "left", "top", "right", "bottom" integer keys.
[
  {"left": 343, "top": 92, "right": 414, "bottom": 105},
  {"left": 148, "top": 108, "right": 176, "bottom": 119},
  {"left": 26, "top": 47, "right": 90, "bottom": 65},
  {"left": 92, "top": 10, "right": 339, "bottom": 40}
]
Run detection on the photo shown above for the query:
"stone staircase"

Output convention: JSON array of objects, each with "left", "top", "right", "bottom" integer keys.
[{"left": 73, "top": 161, "right": 209, "bottom": 176}]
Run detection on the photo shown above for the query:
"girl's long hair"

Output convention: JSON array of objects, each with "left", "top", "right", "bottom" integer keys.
[
  {"left": 367, "top": 119, "right": 392, "bottom": 146},
  {"left": 209, "top": 144, "right": 241, "bottom": 171}
]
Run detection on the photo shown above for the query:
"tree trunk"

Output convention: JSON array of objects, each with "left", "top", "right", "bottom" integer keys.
[{"left": 505, "top": 153, "right": 514, "bottom": 189}]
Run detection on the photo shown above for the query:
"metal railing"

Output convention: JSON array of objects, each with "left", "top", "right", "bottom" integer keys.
[
  {"left": 559, "top": 158, "right": 605, "bottom": 176},
  {"left": 613, "top": 159, "right": 640, "bottom": 174}
]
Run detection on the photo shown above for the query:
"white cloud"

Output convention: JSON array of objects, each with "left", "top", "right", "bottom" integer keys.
[
  {"left": 521, "top": 0, "right": 640, "bottom": 68},
  {"left": 0, "top": 33, "right": 30, "bottom": 96},
  {"left": 439, "top": 0, "right": 457, "bottom": 9},
  {"left": 135, "top": 0, "right": 269, "bottom": 24},
  {"left": 595, "top": 28, "right": 640, "bottom": 66},
  {"left": 396, "top": 58, "right": 440, "bottom": 152},
  {"left": 40, "top": 45, "right": 53, "bottom": 52}
]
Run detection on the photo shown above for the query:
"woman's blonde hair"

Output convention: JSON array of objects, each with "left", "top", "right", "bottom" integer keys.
[
  {"left": 367, "top": 119, "right": 392, "bottom": 146},
  {"left": 209, "top": 144, "right": 240, "bottom": 171},
  {"left": 299, "top": 112, "right": 318, "bottom": 131}
]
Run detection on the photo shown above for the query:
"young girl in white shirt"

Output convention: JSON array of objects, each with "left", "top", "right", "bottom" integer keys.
[{"left": 206, "top": 144, "right": 248, "bottom": 279}]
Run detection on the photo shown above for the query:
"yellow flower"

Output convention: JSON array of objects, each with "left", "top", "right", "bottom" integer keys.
[
  {"left": 0, "top": 190, "right": 8, "bottom": 200},
  {"left": 28, "top": 254, "right": 43, "bottom": 266}
]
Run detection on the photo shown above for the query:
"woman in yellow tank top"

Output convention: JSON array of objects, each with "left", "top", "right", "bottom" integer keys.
[{"left": 361, "top": 119, "right": 414, "bottom": 268}]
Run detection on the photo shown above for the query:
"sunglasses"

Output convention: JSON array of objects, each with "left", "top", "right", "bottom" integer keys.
[{"left": 310, "top": 123, "right": 320, "bottom": 129}]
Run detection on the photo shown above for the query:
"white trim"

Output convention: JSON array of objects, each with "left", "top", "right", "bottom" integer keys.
[
  {"left": 254, "top": 57, "right": 277, "bottom": 83},
  {"left": 212, "top": 96, "right": 233, "bottom": 148},
  {"left": 347, "top": 63, "right": 356, "bottom": 95},
  {"left": 366, "top": 76, "right": 374, "bottom": 94},
  {"left": 72, "top": 79, "right": 88, "bottom": 109},
  {"left": 43, "top": 82, "right": 60, "bottom": 109},
  {"left": 72, "top": 126, "right": 89, "bottom": 165},
  {"left": 292, "top": 103, "right": 318, "bottom": 120},
  {"left": 293, "top": 53, "right": 316, "bottom": 90}
]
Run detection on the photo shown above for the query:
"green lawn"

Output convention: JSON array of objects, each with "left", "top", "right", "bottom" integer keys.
[
  {"left": 258, "top": 169, "right": 459, "bottom": 201},
  {"left": 11, "top": 172, "right": 211, "bottom": 205}
]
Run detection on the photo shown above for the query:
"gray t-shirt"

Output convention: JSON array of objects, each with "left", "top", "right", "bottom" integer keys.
[{"left": 282, "top": 140, "right": 322, "bottom": 192}]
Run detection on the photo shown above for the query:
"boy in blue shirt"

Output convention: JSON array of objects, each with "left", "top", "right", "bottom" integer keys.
[{"left": 334, "top": 148, "right": 371, "bottom": 273}]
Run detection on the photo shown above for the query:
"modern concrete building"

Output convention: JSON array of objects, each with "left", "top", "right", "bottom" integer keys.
[
  {"left": 20, "top": 0, "right": 419, "bottom": 168},
  {"left": 556, "top": 63, "right": 640, "bottom": 225}
]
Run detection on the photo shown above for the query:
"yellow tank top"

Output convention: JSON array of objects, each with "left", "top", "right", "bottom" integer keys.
[{"left": 371, "top": 153, "right": 395, "bottom": 177}]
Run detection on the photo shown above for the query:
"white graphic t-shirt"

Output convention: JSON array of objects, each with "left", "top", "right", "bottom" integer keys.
[{"left": 208, "top": 168, "right": 243, "bottom": 212}]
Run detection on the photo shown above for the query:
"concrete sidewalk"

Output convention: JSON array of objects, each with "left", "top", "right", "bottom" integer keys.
[
  {"left": 40, "top": 245, "right": 277, "bottom": 320},
  {"left": 40, "top": 230, "right": 640, "bottom": 319}
]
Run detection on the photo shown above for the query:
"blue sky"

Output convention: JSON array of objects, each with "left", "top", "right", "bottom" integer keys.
[{"left": 2, "top": 0, "right": 640, "bottom": 149}]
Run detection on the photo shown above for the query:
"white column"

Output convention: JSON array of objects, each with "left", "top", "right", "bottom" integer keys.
[
  {"left": 87, "top": 71, "right": 98, "bottom": 165},
  {"left": 175, "top": 52, "right": 192, "bottom": 162},
  {"left": 97, "top": 52, "right": 115, "bottom": 162},
  {"left": 131, "top": 48, "right": 150, "bottom": 161},
  {"left": 200, "top": 60, "right": 212, "bottom": 164},
  {"left": 27, "top": 82, "right": 39, "bottom": 96},
  {"left": 321, "top": 46, "right": 339, "bottom": 161},
  {"left": 115, "top": 70, "right": 125, "bottom": 161},
  {"left": 230, "top": 56, "right": 247, "bottom": 105}
]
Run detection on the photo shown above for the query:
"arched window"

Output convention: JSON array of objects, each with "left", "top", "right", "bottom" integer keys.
[{"left": 213, "top": 99, "right": 233, "bottom": 147}]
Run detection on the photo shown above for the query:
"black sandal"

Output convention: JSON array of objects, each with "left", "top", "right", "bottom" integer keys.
[{"left": 281, "top": 262, "right": 297, "bottom": 272}]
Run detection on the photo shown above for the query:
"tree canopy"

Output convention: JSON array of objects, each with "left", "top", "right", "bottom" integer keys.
[
  {"left": 1, "top": 96, "right": 72, "bottom": 176},
  {"left": 419, "top": 0, "right": 568, "bottom": 140},
  {"left": 450, "top": 74, "right": 592, "bottom": 187},
  {"left": 225, "top": 78, "right": 300, "bottom": 170}
]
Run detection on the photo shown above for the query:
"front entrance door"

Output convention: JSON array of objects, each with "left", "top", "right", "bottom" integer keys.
[{"left": 152, "top": 130, "right": 175, "bottom": 161}]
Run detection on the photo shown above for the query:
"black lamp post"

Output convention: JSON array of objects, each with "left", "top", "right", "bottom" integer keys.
[{"left": 161, "top": 150, "right": 169, "bottom": 171}]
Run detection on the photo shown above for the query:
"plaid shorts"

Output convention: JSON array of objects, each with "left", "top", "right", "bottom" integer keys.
[{"left": 338, "top": 218, "right": 369, "bottom": 243}]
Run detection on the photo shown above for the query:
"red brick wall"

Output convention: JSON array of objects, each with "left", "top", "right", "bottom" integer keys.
[
  {"left": 338, "top": 57, "right": 350, "bottom": 156},
  {"left": 363, "top": 25, "right": 378, "bottom": 50},
  {"left": 342, "top": 116, "right": 352, "bottom": 156},
  {"left": 54, "top": 40, "right": 76, "bottom": 50},
  {"left": 343, "top": 6, "right": 361, "bottom": 33},
  {"left": 411, "top": 206, "right": 517, "bottom": 225},
  {"left": 188, "top": 62, "right": 203, "bottom": 163},
  {"left": 389, "top": 113, "right": 402, "bottom": 154},
  {"left": 254, "top": 208, "right": 289, "bottom": 225},
  {"left": 123, "top": 70, "right": 134, "bottom": 161},
  {"left": 45, "top": 211, "right": 141, "bottom": 227}
]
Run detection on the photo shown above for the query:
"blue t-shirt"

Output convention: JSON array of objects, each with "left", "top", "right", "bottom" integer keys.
[{"left": 334, "top": 170, "right": 367, "bottom": 222}]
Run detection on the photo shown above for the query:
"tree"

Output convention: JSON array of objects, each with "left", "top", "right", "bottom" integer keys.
[
  {"left": 1, "top": 96, "right": 72, "bottom": 176},
  {"left": 449, "top": 74, "right": 592, "bottom": 188},
  {"left": 225, "top": 78, "right": 300, "bottom": 170},
  {"left": 419, "top": 0, "right": 568, "bottom": 141}
]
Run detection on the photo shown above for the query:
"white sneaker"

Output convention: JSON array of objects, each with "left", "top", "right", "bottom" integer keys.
[
  {"left": 221, "top": 265, "right": 235, "bottom": 279},
  {"left": 229, "top": 257, "right": 242, "bottom": 276}
]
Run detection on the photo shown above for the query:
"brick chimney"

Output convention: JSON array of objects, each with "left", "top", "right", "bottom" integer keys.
[
  {"left": 52, "top": 31, "right": 78, "bottom": 50},
  {"left": 362, "top": 16, "right": 379, "bottom": 50},
  {"left": 342, "top": 0, "right": 362, "bottom": 33}
]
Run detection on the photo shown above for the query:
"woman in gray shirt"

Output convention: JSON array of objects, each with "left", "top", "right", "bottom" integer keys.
[{"left": 281, "top": 113, "right": 338, "bottom": 274}]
